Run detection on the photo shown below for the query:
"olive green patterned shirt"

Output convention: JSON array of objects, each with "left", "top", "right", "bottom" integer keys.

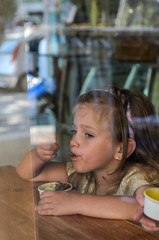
[{"left": 66, "top": 162, "right": 149, "bottom": 196}]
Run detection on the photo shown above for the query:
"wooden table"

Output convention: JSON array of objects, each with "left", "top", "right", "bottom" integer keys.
[
  {"left": 0, "top": 166, "right": 159, "bottom": 240},
  {"left": 0, "top": 165, "right": 36, "bottom": 240}
]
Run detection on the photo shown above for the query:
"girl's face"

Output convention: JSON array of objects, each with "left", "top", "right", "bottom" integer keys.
[{"left": 70, "top": 106, "right": 119, "bottom": 175}]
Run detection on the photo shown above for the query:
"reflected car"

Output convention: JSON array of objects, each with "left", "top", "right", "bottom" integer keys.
[{"left": 0, "top": 37, "right": 35, "bottom": 91}]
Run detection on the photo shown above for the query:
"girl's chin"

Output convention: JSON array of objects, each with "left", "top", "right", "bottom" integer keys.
[{"left": 72, "top": 162, "right": 89, "bottom": 173}]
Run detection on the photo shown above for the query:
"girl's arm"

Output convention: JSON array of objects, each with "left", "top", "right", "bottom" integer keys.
[
  {"left": 16, "top": 143, "right": 68, "bottom": 182},
  {"left": 36, "top": 191, "right": 138, "bottom": 220},
  {"left": 78, "top": 194, "right": 138, "bottom": 220}
]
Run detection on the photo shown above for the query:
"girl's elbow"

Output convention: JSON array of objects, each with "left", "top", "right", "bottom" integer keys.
[{"left": 16, "top": 167, "right": 32, "bottom": 181}]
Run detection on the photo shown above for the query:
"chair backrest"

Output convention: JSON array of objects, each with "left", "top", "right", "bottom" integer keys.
[{"left": 150, "top": 69, "right": 159, "bottom": 115}]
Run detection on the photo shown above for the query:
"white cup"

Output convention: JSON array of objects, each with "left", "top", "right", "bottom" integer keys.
[
  {"left": 38, "top": 182, "right": 73, "bottom": 194},
  {"left": 144, "top": 188, "right": 159, "bottom": 221}
]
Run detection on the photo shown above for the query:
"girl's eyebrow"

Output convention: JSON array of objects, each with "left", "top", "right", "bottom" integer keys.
[
  {"left": 83, "top": 125, "right": 96, "bottom": 131},
  {"left": 72, "top": 123, "right": 97, "bottom": 131}
]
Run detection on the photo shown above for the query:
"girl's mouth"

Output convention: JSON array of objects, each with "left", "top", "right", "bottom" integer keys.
[
  {"left": 68, "top": 151, "right": 78, "bottom": 160},
  {"left": 67, "top": 151, "right": 76, "bottom": 157}
]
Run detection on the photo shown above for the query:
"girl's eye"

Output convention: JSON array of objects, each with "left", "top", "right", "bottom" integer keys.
[
  {"left": 85, "top": 133, "right": 94, "bottom": 138},
  {"left": 70, "top": 129, "right": 76, "bottom": 136}
]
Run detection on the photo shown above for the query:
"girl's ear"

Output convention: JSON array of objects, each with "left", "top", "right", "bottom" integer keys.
[
  {"left": 114, "top": 139, "right": 136, "bottom": 160},
  {"left": 126, "top": 138, "right": 136, "bottom": 158},
  {"left": 114, "top": 143, "right": 123, "bottom": 161}
]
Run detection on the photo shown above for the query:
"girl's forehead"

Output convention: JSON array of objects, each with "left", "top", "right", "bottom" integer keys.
[
  {"left": 74, "top": 104, "right": 111, "bottom": 119},
  {"left": 74, "top": 106, "right": 95, "bottom": 119},
  {"left": 73, "top": 105, "right": 111, "bottom": 130}
]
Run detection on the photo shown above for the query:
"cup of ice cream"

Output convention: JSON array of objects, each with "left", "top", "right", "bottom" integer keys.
[
  {"left": 38, "top": 181, "right": 73, "bottom": 194},
  {"left": 144, "top": 188, "right": 159, "bottom": 221}
]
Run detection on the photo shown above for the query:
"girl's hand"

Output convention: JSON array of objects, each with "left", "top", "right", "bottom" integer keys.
[
  {"left": 134, "top": 185, "right": 159, "bottom": 231},
  {"left": 35, "top": 135, "right": 60, "bottom": 162},
  {"left": 35, "top": 191, "right": 79, "bottom": 216}
]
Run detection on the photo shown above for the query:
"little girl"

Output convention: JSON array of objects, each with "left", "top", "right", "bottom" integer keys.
[{"left": 16, "top": 88, "right": 159, "bottom": 230}]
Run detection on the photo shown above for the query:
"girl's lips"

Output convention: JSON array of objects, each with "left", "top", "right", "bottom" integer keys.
[
  {"left": 67, "top": 151, "right": 77, "bottom": 157},
  {"left": 70, "top": 152, "right": 79, "bottom": 160}
]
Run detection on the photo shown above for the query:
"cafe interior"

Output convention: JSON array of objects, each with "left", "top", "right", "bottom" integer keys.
[{"left": 1, "top": 0, "right": 159, "bottom": 239}]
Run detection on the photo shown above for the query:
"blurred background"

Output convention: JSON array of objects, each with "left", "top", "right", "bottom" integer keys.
[{"left": 0, "top": 0, "right": 159, "bottom": 166}]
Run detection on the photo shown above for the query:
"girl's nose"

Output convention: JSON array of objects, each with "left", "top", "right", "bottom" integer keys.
[{"left": 70, "top": 135, "right": 80, "bottom": 148}]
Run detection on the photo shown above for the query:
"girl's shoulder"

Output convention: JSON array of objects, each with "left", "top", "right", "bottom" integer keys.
[{"left": 116, "top": 164, "right": 159, "bottom": 196}]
